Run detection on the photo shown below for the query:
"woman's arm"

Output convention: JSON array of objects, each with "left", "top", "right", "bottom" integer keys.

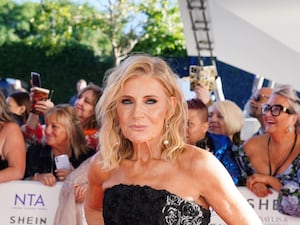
[
  {"left": 246, "top": 173, "right": 282, "bottom": 197},
  {"left": 84, "top": 153, "right": 106, "bottom": 225},
  {"left": 21, "top": 98, "right": 54, "bottom": 145},
  {"left": 21, "top": 114, "right": 45, "bottom": 145},
  {"left": 198, "top": 152, "right": 263, "bottom": 225},
  {"left": 0, "top": 123, "right": 26, "bottom": 182},
  {"left": 32, "top": 172, "right": 57, "bottom": 186}
]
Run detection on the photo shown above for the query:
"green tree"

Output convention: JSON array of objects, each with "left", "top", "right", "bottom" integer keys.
[
  {"left": 132, "top": 0, "right": 187, "bottom": 57},
  {"left": 94, "top": 0, "right": 144, "bottom": 65},
  {"left": 27, "top": 0, "right": 108, "bottom": 55},
  {"left": 0, "top": 0, "right": 113, "bottom": 103},
  {"left": 0, "top": 0, "right": 38, "bottom": 45},
  {"left": 94, "top": 0, "right": 186, "bottom": 64},
  {"left": 0, "top": 0, "right": 109, "bottom": 55}
]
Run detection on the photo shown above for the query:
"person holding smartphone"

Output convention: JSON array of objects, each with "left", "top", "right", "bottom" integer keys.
[
  {"left": 24, "top": 104, "right": 94, "bottom": 186},
  {"left": 189, "top": 65, "right": 217, "bottom": 106}
]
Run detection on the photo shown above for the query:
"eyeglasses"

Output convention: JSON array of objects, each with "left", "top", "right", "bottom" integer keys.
[
  {"left": 252, "top": 94, "right": 270, "bottom": 102},
  {"left": 261, "top": 104, "right": 294, "bottom": 117}
]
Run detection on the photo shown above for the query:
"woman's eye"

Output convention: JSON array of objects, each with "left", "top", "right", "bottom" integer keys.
[
  {"left": 146, "top": 99, "right": 157, "bottom": 104},
  {"left": 121, "top": 99, "right": 132, "bottom": 104},
  {"left": 84, "top": 98, "right": 93, "bottom": 105},
  {"left": 217, "top": 115, "right": 224, "bottom": 119}
]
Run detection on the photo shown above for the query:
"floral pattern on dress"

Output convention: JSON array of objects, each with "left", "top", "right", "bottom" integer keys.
[
  {"left": 277, "top": 155, "right": 300, "bottom": 217},
  {"left": 235, "top": 146, "right": 300, "bottom": 217},
  {"left": 162, "top": 194, "right": 205, "bottom": 225}
]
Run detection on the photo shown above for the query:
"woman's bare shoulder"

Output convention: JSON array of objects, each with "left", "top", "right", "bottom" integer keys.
[
  {"left": 2, "top": 122, "right": 21, "bottom": 131},
  {"left": 0, "top": 122, "right": 22, "bottom": 136},
  {"left": 182, "top": 144, "right": 210, "bottom": 158},
  {"left": 88, "top": 152, "right": 111, "bottom": 181},
  {"left": 180, "top": 144, "right": 218, "bottom": 172},
  {"left": 180, "top": 144, "right": 235, "bottom": 188},
  {"left": 243, "top": 134, "right": 268, "bottom": 154}
]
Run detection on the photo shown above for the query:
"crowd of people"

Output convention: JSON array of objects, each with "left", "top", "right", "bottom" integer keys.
[{"left": 0, "top": 53, "right": 299, "bottom": 224}]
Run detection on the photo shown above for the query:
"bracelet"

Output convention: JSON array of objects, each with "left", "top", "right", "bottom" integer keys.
[{"left": 34, "top": 173, "right": 40, "bottom": 180}]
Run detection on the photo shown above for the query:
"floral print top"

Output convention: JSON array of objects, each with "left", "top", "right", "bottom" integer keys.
[
  {"left": 277, "top": 154, "right": 300, "bottom": 217},
  {"left": 103, "top": 184, "right": 211, "bottom": 225},
  {"left": 234, "top": 146, "right": 300, "bottom": 217}
]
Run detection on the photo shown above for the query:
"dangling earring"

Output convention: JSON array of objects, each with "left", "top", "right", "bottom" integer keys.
[
  {"left": 163, "top": 121, "right": 169, "bottom": 146},
  {"left": 288, "top": 126, "right": 293, "bottom": 133},
  {"left": 163, "top": 139, "right": 169, "bottom": 145}
]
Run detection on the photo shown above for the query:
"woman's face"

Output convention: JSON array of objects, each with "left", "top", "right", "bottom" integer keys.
[
  {"left": 116, "top": 76, "right": 170, "bottom": 146},
  {"left": 6, "top": 97, "right": 23, "bottom": 115},
  {"left": 45, "top": 114, "right": 69, "bottom": 150},
  {"left": 208, "top": 107, "right": 227, "bottom": 136},
  {"left": 74, "top": 89, "right": 95, "bottom": 123},
  {"left": 263, "top": 94, "right": 296, "bottom": 133}
]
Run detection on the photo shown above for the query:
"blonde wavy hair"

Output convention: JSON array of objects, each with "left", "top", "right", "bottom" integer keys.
[
  {"left": 96, "top": 54, "right": 187, "bottom": 170},
  {"left": 44, "top": 104, "right": 88, "bottom": 159}
]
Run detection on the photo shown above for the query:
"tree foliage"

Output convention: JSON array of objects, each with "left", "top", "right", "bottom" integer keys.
[
  {"left": 132, "top": 0, "right": 187, "bottom": 57},
  {"left": 1, "top": 0, "right": 186, "bottom": 61},
  {"left": 0, "top": 0, "right": 109, "bottom": 55},
  {"left": 0, "top": 0, "right": 186, "bottom": 102},
  {"left": 94, "top": 0, "right": 143, "bottom": 65},
  {"left": 92, "top": 0, "right": 186, "bottom": 64},
  {"left": 0, "top": 0, "right": 37, "bottom": 45}
]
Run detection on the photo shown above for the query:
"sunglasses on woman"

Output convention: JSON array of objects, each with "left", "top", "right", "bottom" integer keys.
[
  {"left": 261, "top": 104, "right": 294, "bottom": 117},
  {"left": 251, "top": 94, "right": 269, "bottom": 102}
]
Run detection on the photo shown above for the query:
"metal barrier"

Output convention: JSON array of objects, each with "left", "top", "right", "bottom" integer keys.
[{"left": 0, "top": 181, "right": 298, "bottom": 225}]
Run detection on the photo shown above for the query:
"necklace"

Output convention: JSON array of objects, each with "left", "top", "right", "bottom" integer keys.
[{"left": 267, "top": 133, "right": 297, "bottom": 176}]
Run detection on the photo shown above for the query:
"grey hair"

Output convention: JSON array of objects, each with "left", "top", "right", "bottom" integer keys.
[{"left": 273, "top": 84, "right": 300, "bottom": 124}]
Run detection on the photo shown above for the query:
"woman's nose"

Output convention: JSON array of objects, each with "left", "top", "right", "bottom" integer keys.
[
  {"left": 75, "top": 98, "right": 83, "bottom": 105},
  {"left": 209, "top": 114, "right": 217, "bottom": 121},
  {"left": 132, "top": 103, "right": 144, "bottom": 117},
  {"left": 45, "top": 125, "right": 51, "bottom": 134}
]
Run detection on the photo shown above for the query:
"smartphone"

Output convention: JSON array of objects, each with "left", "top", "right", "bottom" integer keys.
[
  {"left": 189, "top": 65, "right": 216, "bottom": 91},
  {"left": 54, "top": 154, "right": 71, "bottom": 170},
  {"left": 31, "top": 72, "right": 41, "bottom": 87}
]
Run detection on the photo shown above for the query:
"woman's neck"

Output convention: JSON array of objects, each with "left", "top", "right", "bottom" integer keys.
[
  {"left": 269, "top": 131, "right": 295, "bottom": 146},
  {"left": 52, "top": 145, "right": 71, "bottom": 157},
  {"left": 132, "top": 142, "right": 161, "bottom": 162}
]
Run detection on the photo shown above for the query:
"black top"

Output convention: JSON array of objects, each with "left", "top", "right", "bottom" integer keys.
[
  {"left": 103, "top": 184, "right": 211, "bottom": 225},
  {"left": 0, "top": 155, "right": 8, "bottom": 170},
  {"left": 11, "top": 113, "right": 24, "bottom": 126},
  {"left": 24, "top": 143, "right": 95, "bottom": 179}
]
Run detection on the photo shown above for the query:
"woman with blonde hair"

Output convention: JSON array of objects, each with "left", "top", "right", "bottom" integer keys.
[
  {"left": 84, "top": 54, "right": 262, "bottom": 225},
  {"left": 25, "top": 104, "right": 94, "bottom": 185}
]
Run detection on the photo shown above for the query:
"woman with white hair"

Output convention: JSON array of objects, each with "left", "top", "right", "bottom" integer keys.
[
  {"left": 209, "top": 100, "right": 244, "bottom": 145},
  {"left": 207, "top": 100, "right": 245, "bottom": 185}
]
